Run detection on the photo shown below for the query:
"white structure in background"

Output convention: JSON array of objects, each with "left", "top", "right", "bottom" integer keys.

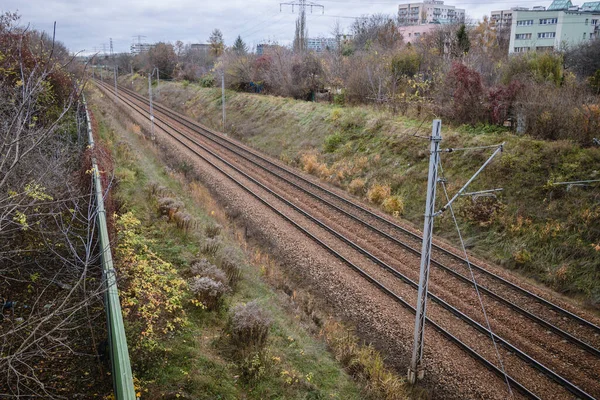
[
  {"left": 130, "top": 42, "right": 154, "bottom": 55},
  {"left": 398, "top": 0, "right": 465, "bottom": 25},
  {"left": 306, "top": 37, "right": 338, "bottom": 52},
  {"left": 508, "top": 0, "right": 600, "bottom": 53}
]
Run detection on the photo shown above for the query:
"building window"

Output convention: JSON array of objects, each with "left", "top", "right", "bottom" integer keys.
[
  {"left": 583, "top": 32, "right": 587, "bottom": 39},
  {"left": 592, "top": 19, "right": 598, "bottom": 25},
  {"left": 515, "top": 33, "right": 532, "bottom": 39},
  {"left": 536, "top": 46, "right": 555, "bottom": 51},
  {"left": 517, "top": 19, "right": 534, "bottom": 26},
  {"left": 538, "top": 32, "right": 556, "bottom": 38},
  {"left": 585, "top": 18, "right": 589, "bottom": 25},
  {"left": 514, "top": 47, "right": 530, "bottom": 52},
  {"left": 539, "top": 18, "right": 558, "bottom": 24}
]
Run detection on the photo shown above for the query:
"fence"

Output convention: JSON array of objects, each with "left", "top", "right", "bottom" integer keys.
[{"left": 82, "top": 94, "right": 136, "bottom": 400}]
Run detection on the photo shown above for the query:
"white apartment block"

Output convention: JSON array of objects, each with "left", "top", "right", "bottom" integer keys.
[
  {"left": 398, "top": 0, "right": 465, "bottom": 25},
  {"left": 508, "top": 0, "right": 600, "bottom": 53}
]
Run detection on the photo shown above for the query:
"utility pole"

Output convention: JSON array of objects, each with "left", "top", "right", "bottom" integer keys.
[
  {"left": 148, "top": 67, "right": 159, "bottom": 140},
  {"left": 110, "top": 38, "right": 118, "bottom": 99},
  {"left": 408, "top": 119, "right": 442, "bottom": 384},
  {"left": 221, "top": 71, "right": 226, "bottom": 130}
]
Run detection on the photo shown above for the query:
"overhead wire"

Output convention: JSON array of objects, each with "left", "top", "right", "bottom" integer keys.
[{"left": 437, "top": 158, "right": 514, "bottom": 398}]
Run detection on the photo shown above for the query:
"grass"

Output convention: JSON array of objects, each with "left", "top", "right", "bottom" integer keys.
[
  {"left": 119, "top": 74, "right": 600, "bottom": 309},
  {"left": 89, "top": 85, "right": 411, "bottom": 399}
]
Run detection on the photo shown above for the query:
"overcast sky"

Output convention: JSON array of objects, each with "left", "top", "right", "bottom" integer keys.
[{"left": 4, "top": 0, "right": 551, "bottom": 54}]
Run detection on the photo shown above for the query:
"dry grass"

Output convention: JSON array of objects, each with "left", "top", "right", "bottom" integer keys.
[
  {"left": 348, "top": 178, "right": 366, "bottom": 195},
  {"left": 321, "top": 320, "right": 409, "bottom": 400},
  {"left": 367, "top": 183, "right": 391, "bottom": 205},
  {"left": 382, "top": 195, "right": 405, "bottom": 216}
]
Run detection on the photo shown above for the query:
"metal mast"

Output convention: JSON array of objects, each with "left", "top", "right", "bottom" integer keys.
[
  {"left": 408, "top": 119, "right": 442, "bottom": 384},
  {"left": 110, "top": 38, "right": 118, "bottom": 99}
]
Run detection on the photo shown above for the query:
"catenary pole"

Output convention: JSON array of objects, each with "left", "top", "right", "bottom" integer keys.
[
  {"left": 221, "top": 71, "right": 226, "bottom": 130},
  {"left": 408, "top": 119, "right": 442, "bottom": 384}
]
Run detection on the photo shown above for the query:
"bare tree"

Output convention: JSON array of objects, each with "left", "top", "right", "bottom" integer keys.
[{"left": 0, "top": 12, "right": 109, "bottom": 397}]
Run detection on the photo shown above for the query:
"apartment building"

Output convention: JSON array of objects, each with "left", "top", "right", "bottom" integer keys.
[
  {"left": 491, "top": 7, "right": 529, "bottom": 28},
  {"left": 508, "top": 0, "right": 600, "bottom": 53},
  {"left": 306, "top": 37, "right": 338, "bottom": 53},
  {"left": 398, "top": 0, "right": 465, "bottom": 25}
]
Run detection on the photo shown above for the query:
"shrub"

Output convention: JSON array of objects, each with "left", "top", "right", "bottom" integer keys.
[
  {"left": 382, "top": 195, "right": 404, "bottom": 216},
  {"left": 218, "top": 246, "right": 244, "bottom": 288},
  {"left": 200, "top": 74, "right": 215, "bottom": 88},
  {"left": 202, "top": 237, "right": 222, "bottom": 256},
  {"left": 157, "top": 197, "right": 184, "bottom": 220},
  {"left": 190, "top": 259, "right": 228, "bottom": 285},
  {"left": 459, "top": 197, "right": 505, "bottom": 227},
  {"left": 173, "top": 211, "right": 194, "bottom": 232},
  {"left": 205, "top": 222, "right": 222, "bottom": 238},
  {"left": 367, "top": 183, "right": 391, "bottom": 205},
  {"left": 301, "top": 153, "right": 319, "bottom": 175},
  {"left": 228, "top": 301, "right": 272, "bottom": 351},
  {"left": 348, "top": 178, "right": 366, "bottom": 195},
  {"left": 324, "top": 133, "right": 344, "bottom": 153},
  {"left": 189, "top": 276, "right": 229, "bottom": 311},
  {"left": 440, "top": 62, "right": 486, "bottom": 125}
]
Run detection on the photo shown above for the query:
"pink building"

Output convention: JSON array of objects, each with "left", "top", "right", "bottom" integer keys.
[{"left": 399, "top": 24, "right": 437, "bottom": 43}]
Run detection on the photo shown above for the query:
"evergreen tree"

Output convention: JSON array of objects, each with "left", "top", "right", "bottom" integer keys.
[
  {"left": 456, "top": 24, "right": 470, "bottom": 55},
  {"left": 232, "top": 35, "right": 248, "bottom": 55}
]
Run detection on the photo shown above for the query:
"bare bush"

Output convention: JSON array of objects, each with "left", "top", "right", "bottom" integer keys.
[
  {"left": 190, "top": 259, "right": 228, "bottom": 285},
  {"left": 205, "top": 222, "right": 222, "bottom": 238},
  {"left": 202, "top": 237, "right": 222, "bottom": 256},
  {"left": 189, "top": 276, "right": 229, "bottom": 311},
  {"left": 218, "top": 246, "right": 244, "bottom": 288},
  {"left": 228, "top": 301, "right": 272, "bottom": 351},
  {"left": 157, "top": 197, "right": 184, "bottom": 221}
]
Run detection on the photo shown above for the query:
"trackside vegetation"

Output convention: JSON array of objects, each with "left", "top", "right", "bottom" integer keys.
[
  {"left": 121, "top": 74, "right": 600, "bottom": 308},
  {"left": 87, "top": 85, "right": 415, "bottom": 399}
]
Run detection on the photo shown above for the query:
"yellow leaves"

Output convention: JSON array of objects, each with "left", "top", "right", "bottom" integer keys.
[
  {"left": 15, "top": 79, "right": 23, "bottom": 87},
  {"left": 115, "top": 212, "right": 187, "bottom": 350},
  {"left": 13, "top": 211, "right": 28, "bottom": 229},
  {"left": 24, "top": 182, "right": 53, "bottom": 201}
]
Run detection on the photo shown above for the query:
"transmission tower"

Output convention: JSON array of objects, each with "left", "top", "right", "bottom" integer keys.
[
  {"left": 132, "top": 34, "right": 147, "bottom": 45},
  {"left": 281, "top": 0, "right": 323, "bottom": 52},
  {"left": 280, "top": 0, "right": 324, "bottom": 14}
]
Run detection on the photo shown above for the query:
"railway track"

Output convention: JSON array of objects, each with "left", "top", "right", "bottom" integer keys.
[{"left": 95, "top": 80, "right": 600, "bottom": 399}]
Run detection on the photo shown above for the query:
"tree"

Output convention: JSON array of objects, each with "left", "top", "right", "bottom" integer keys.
[
  {"left": 293, "top": 9, "right": 308, "bottom": 53},
  {"left": 350, "top": 14, "right": 402, "bottom": 51},
  {"left": 455, "top": 23, "right": 470, "bottom": 56},
  {"left": 209, "top": 28, "right": 225, "bottom": 57},
  {"left": 0, "top": 12, "right": 109, "bottom": 397},
  {"left": 232, "top": 35, "right": 248, "bottom": 55},
  {"left": 147, "top": 42, "right": 177, "bottom": 78}
]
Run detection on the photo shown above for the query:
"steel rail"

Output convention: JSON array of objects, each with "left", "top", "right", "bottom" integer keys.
[
  {"left": 120, "top": 87, "right": 598, "bottom": 356},
  {"left": 142, "top": 90, "right": 600, "bottom": 335},
  {"left": 96, "top": 80, "right": 540, "bottom": 399},
  {"left": 114, "top": 83, "right": 600, "bottom": 355},
  {"left": 99, "top": 81, "right": 594, "bottom": 400}
]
